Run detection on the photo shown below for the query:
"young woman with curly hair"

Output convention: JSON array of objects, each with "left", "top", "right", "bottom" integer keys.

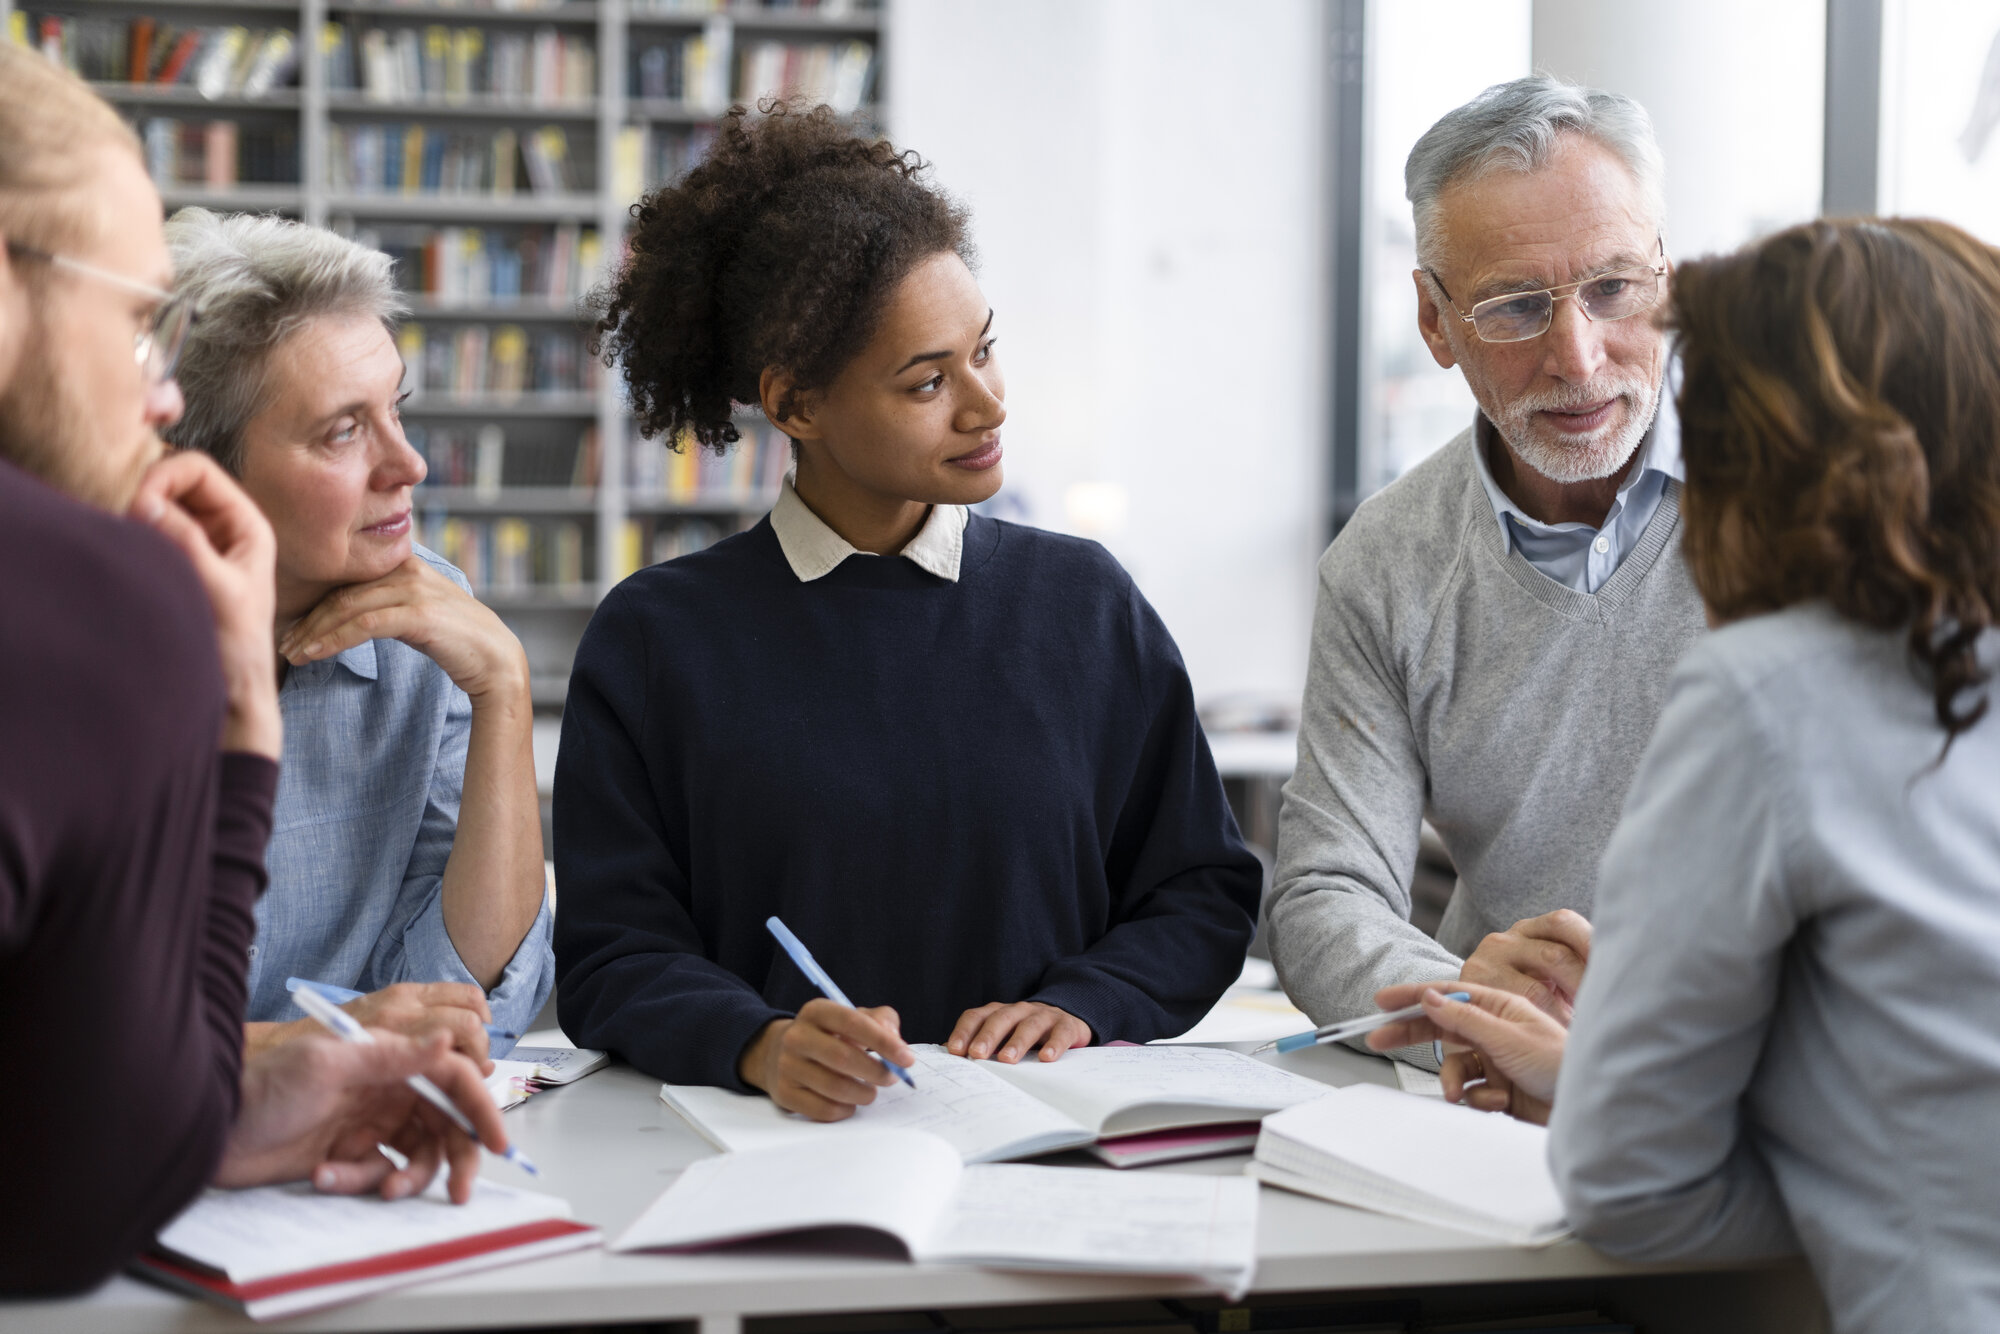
[
  {"left": 1357, "top": 217, "right": 2000, "bottom": 1333},
  {"left": 553, "top": 104, "right": 1261, "bottom": 1119}
]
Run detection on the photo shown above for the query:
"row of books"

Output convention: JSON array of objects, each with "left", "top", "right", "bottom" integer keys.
[
  {"left": 397, "top": 322, "right": 597, "bottom": 398},
  {"left": 631, "top": 0, "right": 878, "bottom": 14},
  {"left": 409, "top": 423, "right": 599, "bottom": 491},
  {"left": 626, "top": 34, "right": 872, "bottom": 113},
  {"left": 323, "top": 22, "right": 595, "bottom": 104},
  {"left": 419, "top": 514, "right": 591, "bottom": 593},
  {"left": 736, "top": 38, "right": 873, "bottom": 113},
  {"left": 326, "top": 122, "right": 584, "bottom": 195},
  {"left": 626, "top": 423, "right": 790, "bottom": 501},
  {"left": 23, "top": 14, "right": 298, "bottom": 96},
  {"left": 140, "top": 118, "right": 299, "bottom": 188},
  {"left": 613, "top": 123, "right": 716, "bottom": 195},
  {"left": 628, "top": 33, "right": 724, "bottom": 107},
  {"left": 352, "top": 222, "right": 602, "bottom": 305},
  {"left": 617, "top": 515, "right": 734, "bottom": 576}
]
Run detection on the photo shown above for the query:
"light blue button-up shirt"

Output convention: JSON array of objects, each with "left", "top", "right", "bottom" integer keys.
[
  {"left": 244, "top": 545, "right": 553, "bottom": 1050},
  {"left": 1472, "top": 390, "right": 1684, "bottom": 593}
]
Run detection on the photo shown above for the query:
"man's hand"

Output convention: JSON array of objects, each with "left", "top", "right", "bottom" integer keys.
[
  {"left": 946, "top": 1001, "right": 1091, "bottom": 1064},
  {"left": 278, "top": 554, "right": 528, "bottom": 706},
  {"left": 216, "top": 1028, "right": 510, "bottom": 1203},
  {"left": 1458, "top": 908, "right": 1592, "bottom": 1024},
  {"left": 1365, "top": 981, "right": 1567, "bottom": 1125},
  {"left": 246, "top": 982, "right": 495, "bottom": 1073},
  {"left": 130, "top": 451, "right": 280, "bottom": 758},
  {"left": 738, "top": 999, "right": 916, "bottom": 1122}
]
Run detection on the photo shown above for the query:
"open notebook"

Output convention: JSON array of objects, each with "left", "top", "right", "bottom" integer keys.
[
  {"left": 135, "top": 1174, "right": 599, "bottom": 1320},
  {"left": 1247, "top": 1084, "right": 1570, "bottom": 1246},
  {"left": 660, "top": 1043, "right": 1333, "bottom": 1164},
  {"left": 614, "top": 1130, "right": 1258, "bottom": 1298}
]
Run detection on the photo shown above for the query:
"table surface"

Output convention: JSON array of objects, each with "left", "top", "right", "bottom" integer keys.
[{"left": 0, "top": 1041, "right": 1748, "bottom": 1334}]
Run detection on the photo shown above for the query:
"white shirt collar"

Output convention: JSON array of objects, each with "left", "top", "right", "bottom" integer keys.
[
  {"left": 768, "top": 477, "right": 968, "bottom": 583},
  {"left": 1471, "top": 380, "right": 1685, "bottom": 541}
]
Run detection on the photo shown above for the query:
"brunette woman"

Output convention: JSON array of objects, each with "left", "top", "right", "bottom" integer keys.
[{"left": 555, "top": 104, "right": 1261, "bottom": 1119}]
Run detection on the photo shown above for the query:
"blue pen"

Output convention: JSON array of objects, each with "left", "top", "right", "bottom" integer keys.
[
  {"left": 290, "top": 983, "right": 540, "bottom": 1177},
  {"left": 1252, "top": 991, "right": 1474, "bottom": 1055},
  {"left": 764, "top": 916, "right": 916, "bottom": 1089},
  {"left": 285, "top": 977, "right": 520, "bottom": 1042}
]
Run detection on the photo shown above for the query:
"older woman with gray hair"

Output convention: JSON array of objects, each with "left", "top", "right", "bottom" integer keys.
[{"left": 164, "top": 208, "right": 552, "bottom": 1061}]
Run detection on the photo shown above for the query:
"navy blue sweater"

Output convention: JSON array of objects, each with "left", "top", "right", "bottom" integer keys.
[{"left": 553, "top": 513, "right": 1260, "bottom": 1089}]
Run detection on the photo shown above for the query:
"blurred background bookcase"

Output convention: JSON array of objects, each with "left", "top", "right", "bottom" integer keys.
[{"left": 5, "top": 0, "right": 885, "bottom": 716}]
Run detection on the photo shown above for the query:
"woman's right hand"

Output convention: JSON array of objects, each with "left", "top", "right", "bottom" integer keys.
[
  {"left": 1365, "top": 981, "right": 1568, "bottom": 1125},
  {"left": 738, "top": 999, "right": 916, "bottom": 1121},
  {"left": 246, "top": 982, "right": 495, "bottom": 1074}
]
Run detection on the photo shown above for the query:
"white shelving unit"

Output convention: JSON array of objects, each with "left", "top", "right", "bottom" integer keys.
[{"left": 8, "top": 0, "right": 885, "bottom": 712}]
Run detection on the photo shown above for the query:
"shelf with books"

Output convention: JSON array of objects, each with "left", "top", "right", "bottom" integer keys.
[
  {"left": 328, "top": 91, "right": 596, "bottom": 119},
  {"left": 93, "top": 81, "right": 301, "bottom": 106},
  {"left": 15, "top": 0, "right": 888, "bottom": 721},
  {"left": 415, "top": 485, "right": 597, "bottom": 512},
  {"left": 159, "top": 184, "right": 305, "bottom": 209},
  {"left": 326, "top": 191, "right": 601, "bottom": 220},
  {"left": 404, "top": 294, "right": 587, "bottom": 317},
  {"left": 325, "top": 0, "right": 602, "bottom": 22},
  {"left": 402, "top": 392, "right": 597, "bottom": 415}
]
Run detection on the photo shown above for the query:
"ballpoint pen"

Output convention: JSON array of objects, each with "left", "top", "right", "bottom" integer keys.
[
  {"left": 285, "top": 976, "right": 520, "bottom": 1042},
  {"left": 1252, "top": 991, "right": 1473, "bottom": 1055},
  {"left": 290, "top": 983, "right": 541, "bottom": 1177},
  {"left": 765, "top": 916, "right": 916, "bottom": 1089}
]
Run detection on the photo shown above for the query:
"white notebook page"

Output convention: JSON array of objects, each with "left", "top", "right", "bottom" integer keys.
[
  {"left": 155, "top": 1174, "right": 573, "bottom": 1282},
  {"left": 1256, "top": 1084, "right": 1566, "bottom": 1238},
  {"left": 983, "top": 1044, "right": 1332, "bottom": 1134},
  {"left": 612, "top": 1131, "right": 959, "bottom": 1254},
  {"left": 659, "top": 1045, "right": 1091, "bottom": 1163},
  {"left": 926, "top": 1161, "right": 1258, "bottom": 1296}
]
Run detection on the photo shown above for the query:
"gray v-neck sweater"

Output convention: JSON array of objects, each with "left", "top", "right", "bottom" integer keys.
[{"left": 1269, "top": 425, "right": 1707, "bottom": 1038}]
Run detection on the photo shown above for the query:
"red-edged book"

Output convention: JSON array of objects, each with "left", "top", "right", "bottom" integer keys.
[{"left": 132, "top": 1176, "right": 601, "bottom": 1321}]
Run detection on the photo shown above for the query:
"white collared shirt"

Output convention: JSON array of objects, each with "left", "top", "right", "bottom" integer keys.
[
  {"left": 1472, "top": 387, "right": 1686, "bottom": 594},
  {"left": 768, "top": 477, "right": 968, "bottom": 583}
]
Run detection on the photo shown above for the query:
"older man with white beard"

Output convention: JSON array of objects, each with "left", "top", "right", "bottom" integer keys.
[{"left": 1267, "top": 76, "right": 1707, "bottom": 1068}]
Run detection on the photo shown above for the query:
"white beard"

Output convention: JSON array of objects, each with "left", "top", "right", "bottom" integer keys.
[{"left": 1487, "top": 372, "right": 1662, "bottom": 484}]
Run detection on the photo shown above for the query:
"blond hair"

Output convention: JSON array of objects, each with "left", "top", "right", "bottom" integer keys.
[{"left": 0, "top": 45, "right": 142, "bottom": 251}]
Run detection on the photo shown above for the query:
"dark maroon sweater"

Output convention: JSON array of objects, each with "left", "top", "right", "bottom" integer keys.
[{"left": 0, "top": 459, "right": 278, "bottom": 1295}]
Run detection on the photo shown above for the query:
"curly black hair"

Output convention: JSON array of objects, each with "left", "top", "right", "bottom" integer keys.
[{"left": 592, "top": 101, "right": 973, "bottom": 452}]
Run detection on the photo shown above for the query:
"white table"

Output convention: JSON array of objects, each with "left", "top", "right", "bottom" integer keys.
[{"left": 0, "top": 1043, "right": 1826, "bottom": 1334}]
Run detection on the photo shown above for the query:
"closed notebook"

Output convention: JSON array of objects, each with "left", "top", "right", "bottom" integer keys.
[
  {"left": 613, "top": 1130, "right": 1259, "bottom": 1298},
  {"left": 134, "top": 1174, "right": 600, "bottom": 1320},
  {"left": 660, "top": 1043, "right": 1331, "bottom": 1165},
  {"left": 1247, "top": 1084, "right": 1570, "bottom": 1246}
]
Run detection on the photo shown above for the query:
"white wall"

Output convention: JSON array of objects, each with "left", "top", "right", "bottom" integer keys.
[
  {"left": 886, "top": 0, "right": 1329, "bottom": 709},
  {"left": 1533, "top": 0, "right": 1826, "bottom": 261}
]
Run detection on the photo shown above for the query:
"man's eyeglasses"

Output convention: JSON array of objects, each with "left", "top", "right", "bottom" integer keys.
[
  {"left": 1428, "top": 240, "right": 1668, "bottom": 344},
  {"left": 4, "top": 239, "right": 199, "bottom": 384}
]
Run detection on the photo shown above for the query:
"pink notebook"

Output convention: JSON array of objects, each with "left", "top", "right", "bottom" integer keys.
[{"left": 1085, "top": 1121, "right": 1263, "bottom": 1168}]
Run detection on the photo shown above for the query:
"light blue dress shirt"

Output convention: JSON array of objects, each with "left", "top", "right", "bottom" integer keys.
[
  {"left": 1472, "top": 390, "right": 1683, "bottom": 593},
  {"left": 244, "top": 545, "right": 553, "bottom": 1051}
]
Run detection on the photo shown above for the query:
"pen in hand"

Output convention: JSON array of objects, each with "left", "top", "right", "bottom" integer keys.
[
  {"left": 290, "top": 984, "right": 540, "bottom": 1177},
  {"left": 1252, "top": 992, "right": 1474, "bottom": 1055},
  {"left": 765, "top": 916, "right": 916, "bottom": 1089},
  {"left": 285, "top": 976, "right": 519, "bottom": 1042}
]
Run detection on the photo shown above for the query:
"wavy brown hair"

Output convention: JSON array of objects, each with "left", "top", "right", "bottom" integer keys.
[{"left": 1671, "top": 217, "right": 2000, "bottom": 751}]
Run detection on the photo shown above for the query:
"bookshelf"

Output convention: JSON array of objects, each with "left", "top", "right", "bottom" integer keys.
[{"left": 6, "top": 0, "right": 886, "bottom": 712}]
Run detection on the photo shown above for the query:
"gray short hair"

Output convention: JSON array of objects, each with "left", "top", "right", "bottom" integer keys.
[
  {"left": 1405, "top": 74, "right": 1666, "bottom": 272},
  {"left": 164, "top": 209, "right": 407, "bottom": 471}
]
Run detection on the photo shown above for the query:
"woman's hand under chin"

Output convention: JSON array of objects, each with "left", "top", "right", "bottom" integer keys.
[{"left": 277, "top": 553, "right": 529, "bottom": 704}]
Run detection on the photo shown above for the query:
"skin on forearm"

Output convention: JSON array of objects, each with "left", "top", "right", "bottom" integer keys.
[{"left": 438, "top": 651, "right": 545, "bottom": 990}]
